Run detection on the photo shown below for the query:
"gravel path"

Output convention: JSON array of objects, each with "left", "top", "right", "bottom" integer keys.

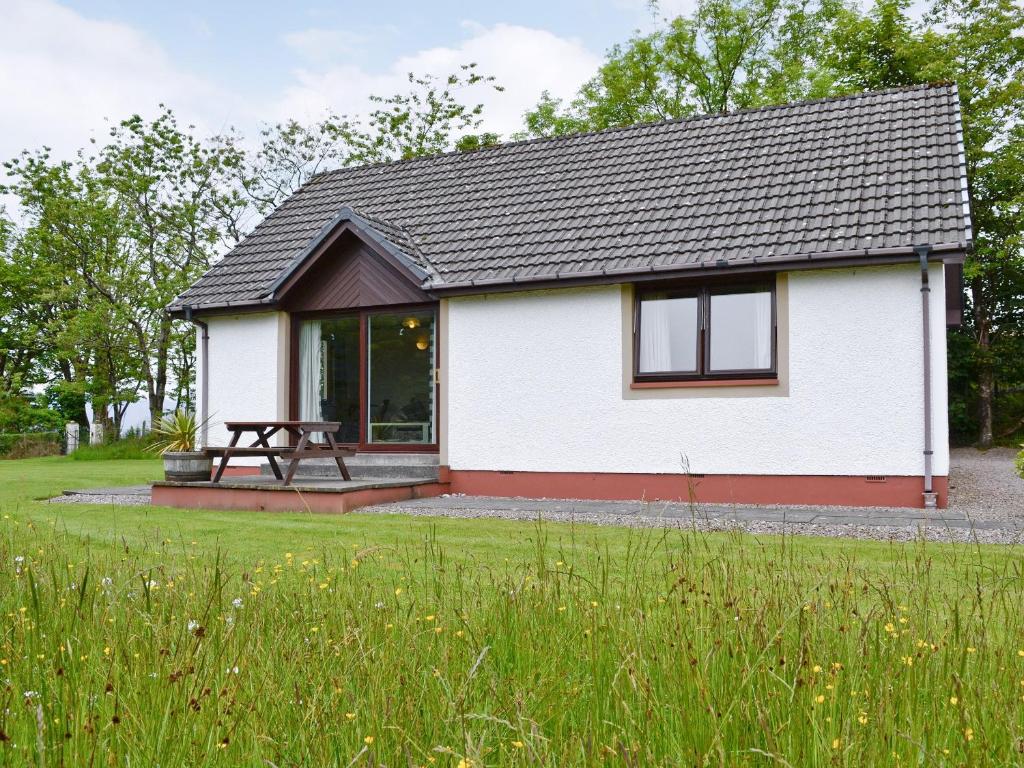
[
  {"left": 947, "top": 447, "right": 1024, "bottom": 521},
  {"left": 362, "top": 448, "right": 1024, "bottom": 545},
  {"left": 48, "top": 449, "right": 1024, "bottom": 544}
]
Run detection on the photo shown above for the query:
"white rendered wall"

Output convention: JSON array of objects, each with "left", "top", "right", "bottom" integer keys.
[
  {"left": 445, "top": 264, "right": 949, "bottom": 477},
  {"left": 197, "top": 312, "right": 287, "bottom": 464}
]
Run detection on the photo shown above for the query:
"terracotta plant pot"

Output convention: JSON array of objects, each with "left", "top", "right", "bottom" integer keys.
[{"left": 163, "top": 451, "right": 213, "bottom": 482}]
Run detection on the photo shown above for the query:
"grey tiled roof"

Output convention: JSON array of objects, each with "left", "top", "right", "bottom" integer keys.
[{"left": 174, "top": 83, "right": 971, "bottom": 311}]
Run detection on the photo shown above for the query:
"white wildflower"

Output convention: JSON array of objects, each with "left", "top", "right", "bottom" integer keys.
[
  {"left": 101, "top": 577, "right": 113, "bottom": 588},
  {"left": 231, "top": 598, "right": 243, "bottom": 609},
  {"left": 374, "top": 601, "right": 385, "bottom": 609},
  {"left": 187, "top": 620, "right": 199, "bottom": 632},
  {"left": 22, "top": 690, "right": 38, "bottom": 700}
]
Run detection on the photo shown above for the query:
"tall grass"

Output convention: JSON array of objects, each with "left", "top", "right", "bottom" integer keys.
[
  {"left": 1, "top": 514, "right": 1022, "bottom": 765},
  {"left": 68, "top": 434, "right": 157, "bottom": 461}
]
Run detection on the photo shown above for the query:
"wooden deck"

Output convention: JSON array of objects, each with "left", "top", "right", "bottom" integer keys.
[{"left": 151, "top": 475, "right": 449, "bottom": 514}]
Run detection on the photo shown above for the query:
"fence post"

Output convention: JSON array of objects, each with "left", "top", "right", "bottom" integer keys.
[
  {"left": 90, "top": 422, "right": 104, "bottom": 446},
  {"left": 66, "top": 423, "right": 80, "bottom": 454}
]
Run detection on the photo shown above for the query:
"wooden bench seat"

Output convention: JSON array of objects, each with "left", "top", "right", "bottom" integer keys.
[{"left": 204, "top": 447, "right": 284, "bottom": 457}]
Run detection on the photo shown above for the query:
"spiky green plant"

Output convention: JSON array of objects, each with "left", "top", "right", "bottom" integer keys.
[{"left": 148, "top": 411, "right": 205, "bottom": 453}]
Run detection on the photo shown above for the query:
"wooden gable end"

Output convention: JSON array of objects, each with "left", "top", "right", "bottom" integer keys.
[{"left": 279, "top": 231, "right": 432, "bottom": 311}]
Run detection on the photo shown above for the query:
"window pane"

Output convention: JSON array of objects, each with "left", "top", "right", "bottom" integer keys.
[
  {"left": 368, "top": 311, "right": 435, "bottom": 444},
  {"left": 298, "top": 317, "right": 360, "bottom": 443},
  {"left": 638, "top": 295, "right": 699, "bottom": 374},
  {"left": 709, "top": 290, "right": 772, "bottom": 371}
]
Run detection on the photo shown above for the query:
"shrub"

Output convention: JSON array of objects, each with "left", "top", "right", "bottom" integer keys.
[
  {"left": 69, "top": 432, "right": 158, "bottom": 461},
  {"left": 1016, "top": 445, "right": 1024, "bottom": 479},
  {"left": 0, "top": 432, "right": 61, "bottom": 459}
]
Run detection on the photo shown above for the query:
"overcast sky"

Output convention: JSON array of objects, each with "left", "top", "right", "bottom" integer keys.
[{"left": 0, "top": 0, "right": 701, "bottom": 169}]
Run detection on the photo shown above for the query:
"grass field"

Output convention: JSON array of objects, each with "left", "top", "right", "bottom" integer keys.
[{"left": 1, "top": 458, "right": 1023, "bottom": 765}]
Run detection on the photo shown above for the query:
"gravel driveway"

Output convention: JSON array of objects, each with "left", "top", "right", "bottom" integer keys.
[
  {"left": 50, "top": 448, "right": 1024, "bottom": 543},
  {"left": 364, "top": 448, "right": 1024, "bottom": 544},
  {"left": 947, "top": 447, "right": 1024, "bottom": 521}
]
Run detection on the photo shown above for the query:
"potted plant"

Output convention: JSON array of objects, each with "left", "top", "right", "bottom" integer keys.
[{"left": 150, "top": 411, "right": 212, "bottom": 482}]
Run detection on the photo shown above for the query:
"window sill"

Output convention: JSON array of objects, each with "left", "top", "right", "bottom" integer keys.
[{"left": 631, "top": 378, "right": 779, "bottom": 389}]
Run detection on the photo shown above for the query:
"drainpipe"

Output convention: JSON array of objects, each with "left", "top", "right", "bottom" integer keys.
[
  {"left": 915, "top": 245, "right": 937, "bottom": 509},
  {"left": 184, "top": 307, "right": 210, "bottom": 449}
]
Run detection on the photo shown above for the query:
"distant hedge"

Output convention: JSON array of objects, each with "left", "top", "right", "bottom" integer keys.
[{"left": 0, "top": 432, "right": 62, "bottom": 459}]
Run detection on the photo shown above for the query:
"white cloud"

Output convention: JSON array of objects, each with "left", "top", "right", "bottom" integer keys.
[
  {"left": 283, "top": 27, "right": 374, "bottom": 67},
  {"left": 0, "top": 0, "right": 240, "bottom": 169},
  {"left": 273, "top": 22, "right": 602, "bottom": 138}
]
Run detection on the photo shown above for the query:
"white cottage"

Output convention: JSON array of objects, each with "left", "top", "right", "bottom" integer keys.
[{"left": 170, "top": 84, "right": 971, "bottom": 509}]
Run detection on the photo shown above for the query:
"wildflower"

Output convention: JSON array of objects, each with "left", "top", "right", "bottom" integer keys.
[
  {"left": 590, "top": 601, "right": 598, "bottom": 608},
  {"left": 187, "top": 620, "right": 199, "bottom": 632},
  {"left": 812, "top": 665, "right": 821, "bottom": 673},
  {"left": 364, "top": 735, "right": 374, "bottom": 745},
  {"left": 345, "top": 712, "right": 356, "bottom": 720},
  {"left": 1018, "top": 650, "right": 1024, "bottom": 657},
  {"left": 103, "top": 647, "right": 111, "bottom": 657},
  {"left": 23, "top": 691, "right": 38, "bottom": 700},
  {"left": 884, "top": 623, "right": 896, "bottom": 633},
  {"left": 231, "top": 598, "right": 243, "bottom": 609},
  {"left": 832, "top": 738, "right": 841, "bottom": 750},
  {"left": 964, "top": 727, "right": 974, "bottom": 742},
  {"left": 425, "top": 615, "right": 435, "bottom": 622},
  {"left": 101, "top": 577, "right": 113, "bottom": 588},
  {"left": 815, "top": 695, "right": 825, "bottom": 704},
  {"left": 455, "top": 630, "right": 464, "bottom": 638},
  {"left": 374, "top": 602, "right": 385, "bottom": 609},
  {"left": 858, "top": 713, "right": 868, "bottom": 725},
  {"left": 512, "top": 740, "right": 524, "bottom": 748},
  {"left": 967, "top": 647, "right": 976, "bottom": 654},
  {"left": 226, "top": 666, "right": 239, "bottom": 675}
]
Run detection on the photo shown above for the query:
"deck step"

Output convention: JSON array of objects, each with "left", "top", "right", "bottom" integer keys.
[{"left": 259, "top": 453, "right": 439, "bottom": 481}]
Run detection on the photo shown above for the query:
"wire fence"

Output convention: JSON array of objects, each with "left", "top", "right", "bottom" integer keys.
[{"left": 0, "top": 430, "right": 66, "bottom": 459}]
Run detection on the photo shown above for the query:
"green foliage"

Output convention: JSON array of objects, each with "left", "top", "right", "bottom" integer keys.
[
  {"left": 149, "top": 410, "right": 203, "bottom": 453},
  {"left": 0, "top": 390, "right": 63, "bottom": 434},
  {"left": 522, "top": 0, "right": 838, "bottom": 136},
  {"left": 1016, "top": 446, "right": 1024, "bottom": 478},
  {"left": 69, "top": 432, "right": 158, "bottom": 461},
  {"left": 350, "top": 65, "right": 504, "bottom": 163}
]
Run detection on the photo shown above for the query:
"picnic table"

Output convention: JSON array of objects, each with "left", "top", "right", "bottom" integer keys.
[{"left": 206, "top": 421, "right": 352, "bottom": 485}]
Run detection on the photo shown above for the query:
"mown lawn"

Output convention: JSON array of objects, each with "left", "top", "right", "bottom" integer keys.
[{"left": 1, "top": 457, "right": 1023, "bottom": 766}]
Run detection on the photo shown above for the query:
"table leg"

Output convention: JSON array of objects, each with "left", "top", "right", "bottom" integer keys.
[
  {"left": 284, "top": 431, "right": 309, "bottom": 486},
  {"left": 324, "top": 432, "right": 351, "bottom": 481},
  {"left": 253, "top": 427, "right": 283, "bottom": 480},
  {"left": 212, "top": 429, "right": 241, "bottom": 483}
]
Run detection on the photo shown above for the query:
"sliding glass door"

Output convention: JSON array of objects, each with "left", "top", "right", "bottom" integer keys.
[
  {"left": 367, "top": 311, "right": 435, "bottom": 444},
  {"left": 296, "top": 307, "right": 437, "bottom": 448}
]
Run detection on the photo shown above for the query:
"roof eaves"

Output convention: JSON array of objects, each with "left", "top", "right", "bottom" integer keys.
[{"left": 424, "top": 241, "right": 969, "bottom": 293}]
